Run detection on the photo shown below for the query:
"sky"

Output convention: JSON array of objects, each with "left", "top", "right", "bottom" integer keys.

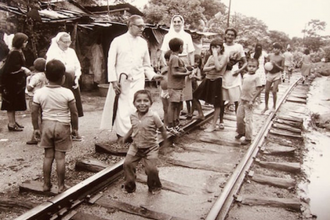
[{"left": 130, "top": 0, "right": 330, "bottom": 38}]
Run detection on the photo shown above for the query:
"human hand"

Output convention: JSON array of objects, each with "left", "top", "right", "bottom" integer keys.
[
  {"left": 186, "top": 66, "right": 194, "bottom": 72},
  {"left": 72, "top": 77, "right": 79, "bottom": 89},
  {"left": 22, "top": 67, "right": 31, "bottom": 75},
  {"left": 211, "top": 47, "right": 218, "bottom": 56},
  {"left": 232, "top": 70, "right": 240, "bottom": 76},
  {"left": 153, "top": 74, "right": 164, "bottom": 81},
  {"left": 33, "top": 129, "right": 41, "bottom": 141},
  {"left": 112, "top": 81, "right": 121, "bottom": 95}
]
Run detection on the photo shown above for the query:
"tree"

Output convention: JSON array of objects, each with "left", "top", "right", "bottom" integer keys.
[
  {"left": 301, "top": 19, "right": 327, "bottom": 51},
  {"left": 143, "top": 0, "right": 206, "bottom": 28}
]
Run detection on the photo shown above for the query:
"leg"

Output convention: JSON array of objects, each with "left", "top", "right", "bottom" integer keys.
[
  {"left": 43, "top": 148, "right": 55, "bottom": 191},
  {"left": 55, "top": 151, "right": 66, "bottom": 192},
  {"left": 244, "top": 105, "right": 254, "bottom": 141},
  {"left": 168, "top": 102, "right": 175, "bottom": 127},
  {"left": 143, "top": 149, "right": 162, "bottom": 192},
  {"left": 234, "top": 101, "right": 239, "bottom": 113},
  {"left": 123, "top": 154, "right": 141, "bottom": 193},
  {"left": 186, "top": 101, "right": 192, "bottom": 118},
  {"left": 192, "top": 98, "right": 204, "bottom": 119},
  {"left": 236, "top": 101, "right": 245, "bottom": 137},
  {"left": 161, "top": 98, "right": 169, "bottom": 127},
  {"left": 205, "top": 106, "right": 220, "bottom": 132},
  {"left": 220, "top": 101, "right": 225, "bottom": 124},
  {"left": 272, "top": 79, "right": 281, "bottom": 110},
  {"left": 7, "top": 111, "right": 15, "bottom": 127},
  {"left": 262, "top": 81, "right": 271, "bottom": 113}
]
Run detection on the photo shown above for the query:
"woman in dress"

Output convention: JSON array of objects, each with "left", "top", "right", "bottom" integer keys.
[
  {"left": 46, "top": 32, "right": 83, "bottom": 117},
  {"left": 1, "top": 33, "right": 31, "bottom": 131},
  {"left": 161, "top": 15, "right": 195, "bottom": 118},
  {"left": 300, "top": 48, "right": 312, "bottom": 84}
]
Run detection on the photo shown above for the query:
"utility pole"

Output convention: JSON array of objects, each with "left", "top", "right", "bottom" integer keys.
[{"left": 227, "top": 0, "right": 231, "bottom": 27}]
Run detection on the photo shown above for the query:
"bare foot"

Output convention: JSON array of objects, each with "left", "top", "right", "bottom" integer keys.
[
  {"left": 271, "top": 107, "right": 276, "bottom": 112},
  {"left": 43, "top": 183, "right": 52, "bottom": 192},
  {"left": 261, "top": 107, "right": 268, "bottom": 114},
  {"left": 192, "top": 115, "right": 205, "bottom": 121},
  {"left": 58, "top": 184, "right": 70, "bottom": 193}
]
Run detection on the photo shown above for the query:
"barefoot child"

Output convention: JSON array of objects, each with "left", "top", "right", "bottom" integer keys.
[
  {"left": 235, "top": 58, "right": 263, "bottom": 145},
  {"left": 121, "top": 90, "right": 169, "bottom": 194},
  {"left": 31, "top": 59, "right": 79, "bottom": 192},
  {"left": 262, "top": 42, "right": 284, "bottom": 113},
  {"left": 167, "top": 38, "right": 192, "bottom": 134},
  {"left": 159, "top": 50, "right": 171, "bottom": 132},
  {"left": 193, "top": 38, "right": 228, "bottom": 131}
]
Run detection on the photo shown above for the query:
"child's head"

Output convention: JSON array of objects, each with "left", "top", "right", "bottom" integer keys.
[
  {"left": 209, "top": 38, "right": 224, "bottom": 55},
  {"left": 272, "top": 42, "right": 282, "bottom": 54},
  {"left": 33, "top": 58, "right": 46, "bottom": 72},
  {"left": 246, "top": 58, "right": 259, "bottom": 74},
  {"left": 45, "top": 59, "right": 65, "bottom": 83},
  {"left": 169, "top": 38, "right": 183, "bottom": 53},
  {"left": 164, "top": 50, "right": 172, "bottom": 64},
  {"left": 194, "top": 54, "right": 202, "bottom": 68},
  {"left": 304, "top": 48, "right": 310, "bottom": 55},
  {"left": 133, "top": 90, "right": 153, "bottom": 113}
]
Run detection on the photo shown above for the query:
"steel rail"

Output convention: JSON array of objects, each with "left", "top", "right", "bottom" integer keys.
[
  {"left": 15, "top": 109, "right": 214, "bottom": 220},
  {"left": 206, "top": 77, "right": 302, "bottom": 220}
]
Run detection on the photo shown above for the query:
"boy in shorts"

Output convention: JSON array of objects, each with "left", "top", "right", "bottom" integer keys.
[
  {"left": 262, "top": 42, "right": 284, "bottom": 113},
  {"left": 167, "top": 38, "right": 192, "bottom": 135},
  {"left": 31, "top": 59, "right": 79, "bottom": 193}
]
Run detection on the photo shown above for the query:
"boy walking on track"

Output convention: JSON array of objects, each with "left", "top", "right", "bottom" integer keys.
[
  {"left": 236, "top": 58, "right": 263, "bottom": 145},
  {"left": 120, "top": 90, "right": 169, "bottom": 194},
  {"left": 31, "top": 59, "right": 79, "bottom": 193}
]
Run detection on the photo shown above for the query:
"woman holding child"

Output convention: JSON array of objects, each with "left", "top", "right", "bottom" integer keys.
[
  {"left": 46, "top": 32, "right": 83, "bottom": 117},
  {"left": 221, "top": 28, "right": 247, "bottom": 128}
]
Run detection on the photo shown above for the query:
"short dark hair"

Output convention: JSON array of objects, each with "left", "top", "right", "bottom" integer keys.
[
  {"left": 169, "top": 38, "right": 183, "bottom": 52},
  {"left": 272, "top": 42, "right": 282, "bottom": 49},
  {"left": 209, "top": 38, "right": 224, "bottom": 55},
  {"left": 133, "top": 89, "right": 153, "bottom": 105},
  {"left": 304, "top": 48, "right": 310, "bottom": 55},
  {"left": 12, "top": 33, "right": 28, "bottom": 49},
  {"left": 248, "top": 58, "right": 259, "bottom": 67},
  {"left": 33, "top": 58, "right": 46, "bottom": 72},
  {"left": 45, "top": 59, "right": 65, "bottom": 82},
  {"left": 225, "top": 28, "right": 237, "bottom": 38},
  {"left": 164, "top": 50, "right": 172, "bottom": 61}
]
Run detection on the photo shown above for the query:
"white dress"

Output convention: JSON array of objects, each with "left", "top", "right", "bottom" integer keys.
[
  {"left": 222, "top": 43, "right": 245, "bottom": 102},
  {"left": 100, "top": 32, "right": 156, "bottom": 137}
]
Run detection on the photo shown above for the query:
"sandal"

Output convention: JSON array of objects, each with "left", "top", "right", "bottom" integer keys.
[
  {"left": 8, "top": 124, "right": 23, "bottom": 132},
  {"left": 15, "top": 122, "right": 24, "bottom": 128}
]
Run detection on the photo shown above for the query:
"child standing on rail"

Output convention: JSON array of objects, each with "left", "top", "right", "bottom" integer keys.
[
  {"left": 121, "top": 89, "right": 169, "bottom": 194},
  {"left": 193, "top": 38, "right": 228, "bottom": 132},
  {"left": 262, "top": 42, "right": 284, "bottom": 113},
  {"left": 235, "top": 58, "right": 263, "bottom": 145},
  {"left": 159, "top": 50, "right": 171, "bottom": 131},
  {"left": 31, "top": 59, "right": 79, "bottom": 193},
  {"left": 167, "top": 38, "right": 193, "bottom": 135}
]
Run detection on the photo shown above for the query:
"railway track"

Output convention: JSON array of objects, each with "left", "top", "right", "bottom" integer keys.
[{"left": 12, "top": 71, "right": 312, "bottom": 220}]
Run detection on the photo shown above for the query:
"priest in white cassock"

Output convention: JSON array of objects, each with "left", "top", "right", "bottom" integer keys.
[{"left": 100, "top": 15, "right": 162, "bottom": 139}]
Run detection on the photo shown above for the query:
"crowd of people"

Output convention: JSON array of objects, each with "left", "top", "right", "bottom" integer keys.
[{"left": 0, "top": 14, "right": 312, "bottom": 195}]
